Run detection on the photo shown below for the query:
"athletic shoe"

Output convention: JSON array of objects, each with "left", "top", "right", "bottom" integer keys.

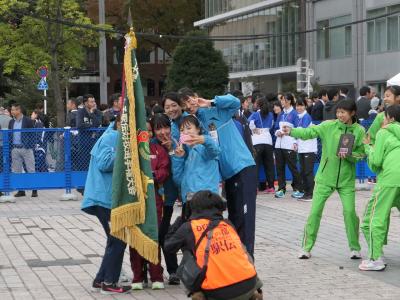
[
  {"left": 350, "top": 250, "right": 362, "bottom": 259},
  {"left": 168, "top": 273, "right": 180, "bottom": 285},
  {"left": 118, "top": 270, "right": 131, "bottom": 284},
  {"left": 358, "top": 259, "right": 385, "bottom": 271},
  {"left": 292, "top": 191, "right": 304, "bottom": 199},
  {"left": 131, "top": 282, "right": 144, "bottom": 290},
  {"left": 265, "top": 188, "right": 275, "bottom": 194},
  {"left": 299, "top": 194, "right": 312, "bottom": 202},
  {"left": 151, "top": 281, "right": 165, "bottom": 290},
  {"left": 91, "top": 280, "right": 102, "bottom": 292},
  {"left": 298, "top": 250, "right": 311, "bottom": 259},
  {"left": 101, "top": 283, "right": 131, "bottom": 295},
  {"left": 275, "top": 190, "right": 285, "bottom": 198}
]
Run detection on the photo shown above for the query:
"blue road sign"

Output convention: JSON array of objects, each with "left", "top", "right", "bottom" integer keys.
[{"left": 37, "top": 78, "right": 48, "bottom": 90}]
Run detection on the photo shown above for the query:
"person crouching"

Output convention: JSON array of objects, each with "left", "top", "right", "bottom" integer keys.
[{"left": 165, "top": 190, "right": 263, "bottom": 300}]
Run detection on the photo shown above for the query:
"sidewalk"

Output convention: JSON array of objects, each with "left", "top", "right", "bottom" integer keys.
[{"left": 0, "top": 189, "right": 399, "bottom": 299}]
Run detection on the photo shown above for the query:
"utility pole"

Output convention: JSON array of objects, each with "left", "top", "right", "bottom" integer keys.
[{"left": 99, "top": 0, "right": 107, "bottom": 104}]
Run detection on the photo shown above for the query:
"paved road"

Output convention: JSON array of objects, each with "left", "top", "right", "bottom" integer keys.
[{"left": 0, "top": 188, "right": 400, "bottom": 299}]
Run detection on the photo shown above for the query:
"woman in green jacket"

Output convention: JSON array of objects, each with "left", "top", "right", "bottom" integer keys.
[
  {"left": 367, "top": 85, "right": 400, "bottom": 144},
  {"left": 359, "top": 106, "right": 400, "bottom": 271},
  {"left": 283, "top": 100, "right": 365, "bottom": 259}
]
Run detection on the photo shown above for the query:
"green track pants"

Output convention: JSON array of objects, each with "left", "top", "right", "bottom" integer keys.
[
  {"left": 302, "top": 183, "right": 361, "bottom": 252},
  {"left": 361, "top": 185, "right": 400, "bottom": 260}
]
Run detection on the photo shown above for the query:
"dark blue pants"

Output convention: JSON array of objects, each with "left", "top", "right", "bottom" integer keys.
[
  {"left": 82, "top": 206, "right": 126, "bottom": 283},
  {"left": 159, "top": 205, "right": 178, "bottom": 275},
  {"left": 225, "top": 165, "right": 257, "bottom": 257}
]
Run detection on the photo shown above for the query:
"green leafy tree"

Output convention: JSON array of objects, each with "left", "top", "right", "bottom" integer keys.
[
  {"left": 166, "top": 31, "right": 229, "bottom": 99},
  {"left": 126, "top": 0, "right": 203, "bottom": 56},
  {"left": 0, "top": 0, "right": 99, "bottom": 125}
]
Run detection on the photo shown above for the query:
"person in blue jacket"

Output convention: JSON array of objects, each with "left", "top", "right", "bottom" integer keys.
[
  {"left": 162, "top": 91, "right": 188, "bottom": 147},
  {"left": 171, "top": 115, "right": 220, "bottom": 217},
  {"left": 248, "top": 96, "right": 275, "bottom": 194},
  {"left": 81, "top": 117, "right": 131, "bottom": 295},
  {"left": 274, "top": 93, "right": 303, "bottom": 199},
  {"left": 179, "top": 89, "right": 257, "bottom": 257}
]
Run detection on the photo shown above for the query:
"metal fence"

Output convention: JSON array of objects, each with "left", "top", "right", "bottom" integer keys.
[
  {"left": 1, "top": 119, "right": 377, "bottom": 198},
  {"left": 0, "top": 127, "right": 106, "bottom": 199}
]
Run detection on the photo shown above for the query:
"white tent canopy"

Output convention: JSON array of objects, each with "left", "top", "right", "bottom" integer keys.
[{"left": 387, "top": 73, "right": 400, "bottom": 86}]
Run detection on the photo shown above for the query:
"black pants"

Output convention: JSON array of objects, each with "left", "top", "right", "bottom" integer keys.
[
  {"left": 275, "top": 148, "right": 302, "bottom": 192},
  {"left": 159, "top": 205, "right": 178, "bottom": 275},
  {"left": 225, "top": 166, "right": 257, "bottom": 257},
  {"left": 299, "top": 153, "right": 315, "bottom": 196},
  {"left": 82, "top": 206, "right": 126, "bottom": 283},
  {"left": 254, "top": 144, "right": 275, "bottom": 189}
]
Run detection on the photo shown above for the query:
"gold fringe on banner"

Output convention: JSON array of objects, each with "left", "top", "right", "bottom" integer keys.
[{"left": 112, "top": 226, "right": 159, "bottom": 265}]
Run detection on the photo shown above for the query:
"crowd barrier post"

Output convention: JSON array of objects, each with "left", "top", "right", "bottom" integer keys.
[
  {"left": 61, "top": 128, "right": 77, "bottom": 201},
  {"left": 0, "top": 130, "right": 15, "bottom": 202}
]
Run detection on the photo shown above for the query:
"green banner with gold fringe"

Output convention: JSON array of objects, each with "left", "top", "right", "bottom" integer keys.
[{"left": 110, "top": 29, "right": 159, "bottom": 264}]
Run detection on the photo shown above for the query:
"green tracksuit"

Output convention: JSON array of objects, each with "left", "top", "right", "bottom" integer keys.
[
  {"left": 290, "top": 120, "right": 365, "bottom": 252},
  {"left": 361, "top": 122, "right": 400, "bottom": 260},
  {"left": 367, "top": 112, "right": 384, "bottom": 144}
]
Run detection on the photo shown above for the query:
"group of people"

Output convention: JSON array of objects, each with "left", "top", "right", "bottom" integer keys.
[
  {"left": 80, "top": 83, "right": 400, "bottom": 299},
  {"left": 81, "top": 89, "right": 262, "bottom": 299},
  {"left": 281, "top": 85, "right": 400, "bottom": 273}
]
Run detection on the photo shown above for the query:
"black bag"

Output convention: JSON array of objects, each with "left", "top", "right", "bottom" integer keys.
[{"left": 177, "top": 220, "right": 220, "bottom": 293}]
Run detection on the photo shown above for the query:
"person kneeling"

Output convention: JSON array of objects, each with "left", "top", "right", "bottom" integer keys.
[{"left": 165, "top": 190, "right": 263, "bottom": 300}]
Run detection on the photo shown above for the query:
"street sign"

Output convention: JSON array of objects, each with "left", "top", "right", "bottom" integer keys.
[
  {"left": 37, "top": 78, "right": 48, "bottom": 90},
  {"left": 37, "top": 66, "right": 48, "bottom": 78}
]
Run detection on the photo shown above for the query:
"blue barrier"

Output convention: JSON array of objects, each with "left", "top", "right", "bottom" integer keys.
[
  {"left": 0, "top": 118, "right": 377, "bottom": 196},
  {"left": 0, "top": 127, "right": 106, "bottom": 196}
]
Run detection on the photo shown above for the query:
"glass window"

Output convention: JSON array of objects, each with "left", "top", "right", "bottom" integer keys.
[
  {"left": 388, "top": 16, "right": 399, "bottom": 51},
  {"left": 317, "top": 15, "right": 351, "bottom": 60},
  {"left": 208, "top": 1, "right": 300, "bottom": 72},
  {"left": 317, "top": 20, "right": 329, "bottom": 59},
  {"left": 367, "top": 5, "right": 400, "bottom": 53}
]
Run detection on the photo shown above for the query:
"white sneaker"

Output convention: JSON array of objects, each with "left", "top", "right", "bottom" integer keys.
[
  {"left": 359, "top": 259, "right": 386, "bottom": 271},
  {"left": 350, "top": 250, "right": 361, "bottom": 259},
  {"left": 131, "top": 282, "right": 143, "bottom": 290},
  {"left": 298, "top": 250, "right": 311, "bottom": 259},
  {"left": 151, "top": 281, "right": 165, "bottom": 290},
  {"left": 119, "top": 270, "right": 131, "bottom": 284}
]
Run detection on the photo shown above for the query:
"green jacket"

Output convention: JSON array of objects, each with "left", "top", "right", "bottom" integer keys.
[
  {"left": 291, "top": 120, "right": 365, "bottom": 188},
  {"left": 367, "top": 112, "right": 384, "bottom": 144},
  {"left": 365, "top": 122, "right": 400, "bottom": 187}
]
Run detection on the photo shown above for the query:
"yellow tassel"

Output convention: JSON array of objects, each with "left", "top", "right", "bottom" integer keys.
[
  {"left": 110, "top": 202, "right": 144, "bottom": 233},
  {"left": 111, "top": 225, "right": 159, "bottom": 265}
]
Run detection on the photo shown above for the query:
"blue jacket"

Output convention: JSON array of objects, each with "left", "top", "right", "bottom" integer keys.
[
  {"left": 296, "top": 112, "right": 312, "bottom": 128},
  {"left": 275, "top": 107, "right": 299, "bottom": 128},
  {"left": 248, "top": 111, "right": 274, "bottom": 129},
  {"left": 171, "top": 112, "right": 189, "bottom": 147},
  {"left": 81, "top": 125, "right": 119, "bottom": 210},
  {"left": 171, "top": 135, "right": 220, "bottom": 202},
  {"left": 196, "top": 94, "right": 255, "bottom": 180}
]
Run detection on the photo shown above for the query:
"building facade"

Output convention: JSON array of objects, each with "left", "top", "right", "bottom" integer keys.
[
  {"left": 196, "top": 0, "right": 400, "bottom": 96},
  {"left": 195, "top": 0, "right": 306, "bottom": 93}
]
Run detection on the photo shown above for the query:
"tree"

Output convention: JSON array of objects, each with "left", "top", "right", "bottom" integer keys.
[
  {"left": 0, "top": 0, "right": 99, "bottom": 125},
  {"left": 166, "top": 31, "right": 229, "bottom": 99},
  {"left": 126, "top": 0, "right": 203, "bottom": 56}
]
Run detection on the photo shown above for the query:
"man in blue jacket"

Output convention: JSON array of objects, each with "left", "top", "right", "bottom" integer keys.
[{"left": 179, "top": 89, "right": 257, "bottom": 257}]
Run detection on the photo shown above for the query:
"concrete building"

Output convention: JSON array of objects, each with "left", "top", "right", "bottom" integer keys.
[{"left": 195, "top": 0, "right": 400, "bottom": 96}]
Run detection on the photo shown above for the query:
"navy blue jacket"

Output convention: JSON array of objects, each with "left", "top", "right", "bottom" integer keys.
[{"left": 8, "top": 116, "right": 35, "bottom": 149}]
